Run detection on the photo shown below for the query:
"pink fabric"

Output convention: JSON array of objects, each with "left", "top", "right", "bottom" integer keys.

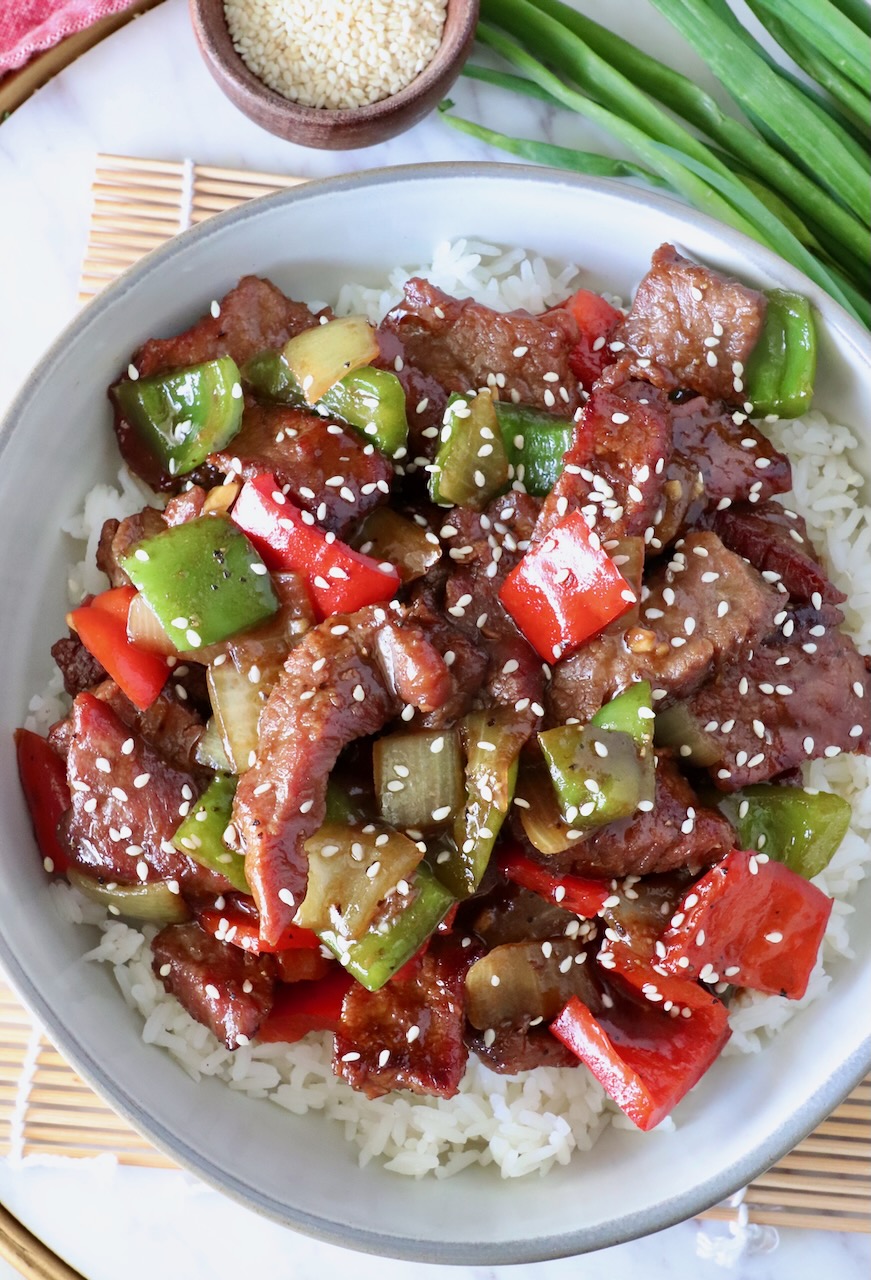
[{"left": 0, "top": 0, "right": 141, "bottom": 77}]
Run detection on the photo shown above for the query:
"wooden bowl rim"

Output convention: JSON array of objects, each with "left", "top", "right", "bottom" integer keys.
[{"left": 190, "top": 0, "right": 480, "bottom": 128}]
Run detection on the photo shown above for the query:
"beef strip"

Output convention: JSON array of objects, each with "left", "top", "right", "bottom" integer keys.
[
  {"left": 618, "top": 244, "right": 767, "bottom": 403},
  {"left": 467, "top": 1023, "right": 580, "bottom": 1074},
  {"left": 464, "top": 938, "right": 598, "bottom": 1073},
  {"left": 711, "top": 500, "right": 846, "bottom": 605},
  {"left": 208, "top": 402, "right": 392, "bottom": 536},
  {"left": 96, "top": 506, "right": 167, "bottom": 588},
  {"left": 115, "top": 277, "right": 329, "bottom": 492},
  {"left": 152, "top": 921, "right": 275, "bottom": 1050},
  {"left": 650, "top": 395, "right": 791, "bottom": 548},
  {"left": 375, "top": 326, "right": 448, "bottom": 462},
  {"left": 671, "top": 397, "right": 790, "bottom": 509},
  {"left": 334, "top": 935, "right": 479, "bottom": 1099},
  {"left": 685, "top": 606, "right": 871, "bottom": 790},
  {"left": 565, "top": 753, "right": 735, "bottom": 878},
  {"left": 440, "top": 492, "right": 545, "bottom": 710},
  {"left": 403, "top": 583, "right": 489, "bottom": 727},
  {"left": 63, "top": 690, "right": 226, "bottom": 895},
  {"left": 163, "top": 485, "right": 208, "bottom": 526},
  {"left": 90, "top": 679, "right": 205, "bottom": 773},
  {"left": 548, "top": 530, "right": 781, "bottom": 723},
  {"left": 468, "top": 882, "right": 581, "bottom": 948},
  {"left": 133, "top": 275, "right": 325, "bottom": 379},
  {"left": 537, "top": 380, "right": 673, "bottom": 543},
  {"left": 51, "top": 633, "right": 106, "bottom": 697},
  {"left": 233, "top": 604, "right": 457, "bottom": 946},
  {"left": 380, "top": 277, "right": 583, "bottom": 414}
]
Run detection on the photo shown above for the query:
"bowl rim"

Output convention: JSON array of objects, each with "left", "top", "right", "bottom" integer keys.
[
  {"left": 189, "top": 0, "right": 480, "bottom": 126},
  {"left": 1, "top": 161, "right": 869, "bottom": 1263}
]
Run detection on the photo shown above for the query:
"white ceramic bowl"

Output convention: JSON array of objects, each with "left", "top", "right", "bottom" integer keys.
[{"left": 0, "top": 166, "right": 869, "bottom": 1262}]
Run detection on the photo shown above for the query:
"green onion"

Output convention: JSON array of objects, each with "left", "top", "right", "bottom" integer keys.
[
  {"left": 439, "top": 102, "right": 667, "bottom": 187},
  {"left": 755, "top": 0, "right": 871, "bottom": 95},
  {"left": 527, "top": 0, "right": 869, "bottom": 268},
  {"left": 654, "top": 146, "right": 862, "bottom": 322},
  {"left": 647, "top": 0, "right": 868, "bottom": 222},
  {"left": 456, "top": 0, "right": 870, "bottom": 326},
  {"left": 704, "top": 0, "right": 870, "bottom": 157},
  {"left": 477, "top": 7, "right": 768, "bottom": 241}
]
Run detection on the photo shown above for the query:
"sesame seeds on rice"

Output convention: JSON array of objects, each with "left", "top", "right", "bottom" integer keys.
[
  {"left": 34, "top": 241, "right": 871, "bottom": 1178},
  {"left": 224, "top": 0, "right": 448, "bottom": 111}
]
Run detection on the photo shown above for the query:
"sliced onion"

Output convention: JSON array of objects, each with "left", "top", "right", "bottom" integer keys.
[
  {"left": 373, "top": 728, "right": 464, "bottom": 832},
  {"left": 465, "top": 940, "right": 594, "bottom": 1030},
  {"left": 68, "top": 868, "right": 190, "bottom": 924},
  {"left": 298, "top": 821, "right": 424, "bottom": 941}
]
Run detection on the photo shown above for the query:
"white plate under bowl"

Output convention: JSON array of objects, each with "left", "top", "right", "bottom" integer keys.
[{"left": 0, "top": 165, "right": 868, "bottom": 1263}]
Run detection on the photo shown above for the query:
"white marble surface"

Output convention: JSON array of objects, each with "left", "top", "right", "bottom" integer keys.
[{"left": 0, "top": 1, "right": 868, "bottom": 1276}]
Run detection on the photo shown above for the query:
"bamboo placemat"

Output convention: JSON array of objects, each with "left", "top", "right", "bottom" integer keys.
[{"left": 0, "top": 153, "right": 868, "bottom": 1238}]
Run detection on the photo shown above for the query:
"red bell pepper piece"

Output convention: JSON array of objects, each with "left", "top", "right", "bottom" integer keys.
[
  {"left": 657, "top": 849, "right": 832, "bottom": 1000},
  {"left": 90, "top": 585, "right": 137, "bottom": 623},
  {"left": 562, "top": 288, "right": 623, "bottom": 390},
  {"left": 198, "top": 897, "right": 321, "bottom": 955},
  {"left": 551, "top": 967, "right": 731, "bottom": 1131},
  {"left": 69, "top": 587, "right": 169, "bottom": 711},
  {"left": 272, "top": 948, "right": 335, "bottom": 984},
  {"left": 14, "top": 729, "right": 71, "bottom": 874},
  {"left": 498, "top": 846, "right": 610, "bottom": 918},
  {"left": 499, "top": 511, "right": 635, "bottom": 662},
  {"left": 257, "top": 970, "right": 353, "bottom": 1044},
  {"left": 231, "top": 472, "right": 400, "bottom": 621}
]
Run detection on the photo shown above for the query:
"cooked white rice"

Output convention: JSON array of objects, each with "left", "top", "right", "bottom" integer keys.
[{"left": 35, "top": 241, "right": 870, "bottom": 1177}]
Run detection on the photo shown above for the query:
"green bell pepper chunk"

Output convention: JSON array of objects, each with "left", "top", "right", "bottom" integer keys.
[
  {"left": 321, "top": 368, "right": 408, "bottom": 459},
  {"left": 539, "top": 723, "right": 651, "bottom": 829},
  {"left": 112, "top": 356, "right": 243, "bottom": 477},
  {"left": 318, "top": 863, "right": 454, "bottom": 992},
  {"left": 120, "top": 515, "right": 278, "bottom": 650},
  {"left": 494, "top": 402, "right": 573, "bottom": 497},
  {"left": 654, "top": 702, "right": 723, "bottom": 767},
  {"left": 429, "top": 389, "right": 509, "bottom": 509},
  {"left": 725, "top": 784, "right": 851, "bottom": 879},
  {"left": 240, "top": 350, "right": 303, "bottom": 405},
  {"left": 745, "top": 290, "right": 817, "bottom": 419},
  {"left": 439, "top": 709, "right": 527, "bottom": 899},
  {"left": 240, "top": 352, "right": 408, "bottom": 458},
  {"left": 172, "top": 775, "right": 249, "bottom": 893},
  {"left": 592, "top": 681, "right": 654, "bottom": 750}
]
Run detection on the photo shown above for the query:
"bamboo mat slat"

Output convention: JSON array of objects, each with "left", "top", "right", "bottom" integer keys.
[{"left": 0, "top": 153, "right": 866, "bottom": 1239}]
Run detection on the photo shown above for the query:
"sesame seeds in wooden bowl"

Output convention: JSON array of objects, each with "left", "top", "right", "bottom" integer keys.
[{"left": 189, "top": 0, "right": 480, "bottom": 150}]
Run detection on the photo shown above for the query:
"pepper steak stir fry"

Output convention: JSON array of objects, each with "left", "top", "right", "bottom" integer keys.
[{"left": 17, "top": 245, "right": 871, "bottom": 1130}]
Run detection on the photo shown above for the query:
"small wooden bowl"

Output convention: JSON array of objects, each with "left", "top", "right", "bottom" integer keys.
[{"left": 189, "top": 0, "right": 480, "bottom": 151}]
